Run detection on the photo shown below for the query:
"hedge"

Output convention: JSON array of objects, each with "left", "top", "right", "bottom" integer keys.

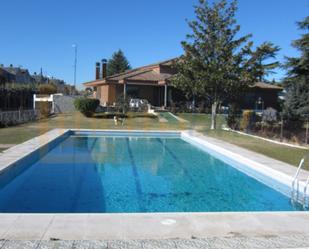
[{"left": 74, "top": 98, "right": 100, "bottom": 117}]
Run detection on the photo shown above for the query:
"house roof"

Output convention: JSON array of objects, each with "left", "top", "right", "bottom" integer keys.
[
  {"left": 251, "top": 82, "right": 283, "bottom": 90},
  {"left": 83, "top": 58, "right": 177, "bottom": 87},
  {"left": 84, "top": 58, "right": 284, "bottom": 92},
  {"left": 2, "top": 67, "right": 29, "bottom": 75},
  {"left": 0, "top": 68, "right": 9, "bottom": 76}
]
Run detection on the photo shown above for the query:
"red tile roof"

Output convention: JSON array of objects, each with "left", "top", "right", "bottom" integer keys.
[{"left": 83, "top": 58, "right": 177, "bottom": 87}]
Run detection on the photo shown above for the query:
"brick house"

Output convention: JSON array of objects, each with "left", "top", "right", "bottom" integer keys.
[
  {"left": 243, "top": 82, "right": 283, "bottom": 110},
  {"left": 84, "top": 59, "right": 177, "bottom": 107},
  {"left": 84, "top": 58, "right": 283, "bottom": 110}
]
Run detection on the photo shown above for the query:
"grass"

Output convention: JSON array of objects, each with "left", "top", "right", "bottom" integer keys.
[
  {"left": 0, "top": 112, "right": 188, "bottom": 145},
  {"left": 0, "top": 111, "right": 308, "bottom": 170},
  {"left": 178, "top": 113, "right": 309, "bottom": 170},
  {"left": 93, "top": 112, "right": 157, "bottom": 119},
  {"left": 156, "top": 112, "right": 179, "bottom": 123}
]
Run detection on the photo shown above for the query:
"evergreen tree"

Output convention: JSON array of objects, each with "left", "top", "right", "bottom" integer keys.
[
  {"left": 250, "top": 42, "right": 280, "bottom": 82},
  {"left": 171, "top": 55, "right": 205, "bottom": 107},
  {"left": 171, "top": 0, "right": 255, "bottom": 129},
  {"left": 107, "top": 50, "right": 131, "bottom": 76},
  {"left": 284, "top": 16, "right": 309, "bottom": 121}
]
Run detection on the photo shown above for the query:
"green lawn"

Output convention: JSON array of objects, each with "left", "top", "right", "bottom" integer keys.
[
  {"left": 0, "top": 112, "right": 308, "bottom": 170},
  {"left": 0, "top": 112, "right": 188, "bottom": 146},
  {"left": 178, "top": 113, "right": 309, "bottom": 170},
  {"left": 156, "top": 112, "right": 179, "bottom": 123}
]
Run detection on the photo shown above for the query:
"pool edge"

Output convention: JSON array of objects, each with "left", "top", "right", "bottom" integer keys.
[{"left": 0, "top": 129, "right": 309, "bottom": 240}]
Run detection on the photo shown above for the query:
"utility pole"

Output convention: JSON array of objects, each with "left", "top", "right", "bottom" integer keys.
[{"left": 72, "top": 44, "right": 77, "bottom": 90}]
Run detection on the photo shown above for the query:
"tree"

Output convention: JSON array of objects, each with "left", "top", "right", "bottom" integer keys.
[
  {"left": 250, "top": 42, "right": 280, "bottom": 82},
  {"left": 171, "top": 0, "right": 256, "bottom": 129},
  {"left": 284, "top": 16, "right": 309, "bottom": 121},
  {"left": 171, "top": 55, "right": 205, "bottom": 107},
  {"left": 38, "top": 83, "right": 57, "bottom": 94},
  {"left": 107, "top": 50, "right": 131, "bottom": 76}
]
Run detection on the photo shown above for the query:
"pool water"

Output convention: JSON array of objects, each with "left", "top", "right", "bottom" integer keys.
[{"left": 0, "top": 135, "right": 305, "bottom": 212}]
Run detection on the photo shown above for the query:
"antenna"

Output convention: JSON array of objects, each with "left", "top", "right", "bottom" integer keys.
[{"left": 72, "top": 44, "right": 78, "bottom": 90}]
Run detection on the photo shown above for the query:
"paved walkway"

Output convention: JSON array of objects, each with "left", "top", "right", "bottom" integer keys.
[
  {"left": 1, "top": 235, "right": 309, "bottom": 248},
  {"left": 0, "top": 144, "right": 16, "bottom": 149}
]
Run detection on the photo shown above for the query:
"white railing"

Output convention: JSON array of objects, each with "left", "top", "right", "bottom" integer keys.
[
  {"left": 291, "top": 158, "right": 305, "bottom": 202},
  {"left": 303, "top": 175, "right": 309, "bottom": 208}
]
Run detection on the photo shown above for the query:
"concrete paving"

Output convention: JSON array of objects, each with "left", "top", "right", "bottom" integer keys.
[
  {"left": 183, "top": 130, "right": 309, "bottom": 182},
  {"left": 0, "top": 212, "right": 309, "bottom": 241},
  {"left": 1, "top": 236, "right": 309, "bottom": 249}
]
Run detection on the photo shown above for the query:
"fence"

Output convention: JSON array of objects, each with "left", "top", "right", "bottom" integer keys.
[
  {"left": 0, "top": 109, "right": 39, "bottom": 126},
  {"left": 0, "top": 88, "right": 34, "bottom": 111},
  {"left": 228, "top": 111, "right": 309, "bottom": 145}
]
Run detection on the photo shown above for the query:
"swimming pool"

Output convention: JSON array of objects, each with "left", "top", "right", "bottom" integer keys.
[{"left": 0, "top": 130, "right": 306, "bottom": 213}]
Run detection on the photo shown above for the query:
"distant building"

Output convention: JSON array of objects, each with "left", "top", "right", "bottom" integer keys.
[
  {"left": 0, "top": 64, "right": 76, "bottom": 95},
  {"left": 0, "top": 68, "right": 14, "bottom": 85},
  {"left": 0, "top": 65, "right": 35, "bottom": 84}
]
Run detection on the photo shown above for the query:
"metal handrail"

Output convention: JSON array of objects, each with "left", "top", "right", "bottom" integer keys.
[
  {"left": 303, "top": 176, "right": 309, "bottom": 208},
  {"left": 291, "top": 158, "right": 305, "bottom": 201}
]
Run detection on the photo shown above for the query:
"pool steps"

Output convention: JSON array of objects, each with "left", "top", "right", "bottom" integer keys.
[{"left": 291, "top": 157, "right": 309, "bottom": 207}]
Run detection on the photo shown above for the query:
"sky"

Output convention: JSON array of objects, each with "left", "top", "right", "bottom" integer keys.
[{"left": 0, "top": 0, "right": 308, "bottom": 89}]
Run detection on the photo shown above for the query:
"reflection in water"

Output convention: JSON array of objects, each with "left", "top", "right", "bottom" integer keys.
[{"left": 0, "top": 136, "right": 305, "bottom": 212}]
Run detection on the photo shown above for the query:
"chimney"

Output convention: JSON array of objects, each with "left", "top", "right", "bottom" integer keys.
[
  {"left": 101, "top": 59, "right": 107, "bottom": 79},
  {"left": 95, "top": 62, "right": 100, "bottom": 80}
]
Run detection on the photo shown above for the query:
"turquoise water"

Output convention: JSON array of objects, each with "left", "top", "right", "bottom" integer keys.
[{"left": 0, "top": 135, "right": 305, "bottom": 212}]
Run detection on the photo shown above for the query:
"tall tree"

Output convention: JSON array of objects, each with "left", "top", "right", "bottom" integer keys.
[
  {"left": 250, "top": 42, "right": 280, "bottom": 82},
  {"left": 107, "top": 50, "right": 131, "bottom": 76},
  {"left": 284, "top": 16, "right": 309, "bottom": 120},
  {"left": 171, "top": 55, "right": 205, "bottom": 107},
  {"left": 171, "top": 0, "right": 255, "bottom": 129}
]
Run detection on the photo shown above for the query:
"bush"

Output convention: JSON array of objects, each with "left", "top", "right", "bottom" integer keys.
[
  {"left": 262, "top": 107, "right": 278, "bottom": 124},
  {"left": 38, "top": 84, "right": 57, "bottom": 95},
  {"left": 240, "top": 110, "right": 256, "bottom": 131},
  {"left": 226, "top": 104, "right": 241, "bottom": 130},
  {"left": 36, "top": 102, "right": 51, "bottom": 118},
  {"left": 94, "top": 113, "right": 127, "bottom": 119},
  {"left": 115, "top": 93, "right": 130, "bottom": 114},
  {"left": 74, "top": 98, "right": 100, "bottom": 117},
  {"left": 93, "top": 112, "right": 157, "bottom": 119}
]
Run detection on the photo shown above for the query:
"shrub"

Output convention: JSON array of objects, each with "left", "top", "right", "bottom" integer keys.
[
  {"left": 115, "top": 93, "right": 130, "bottom": 114},
  {"left": 240, "top": 110, "right": 256, "bottom": 131},
  {"left": 38, "top": 84, "right": 57, "bottom": 95},
  {"left": 94, "top": 113, "right": 127, "bottom": 119},
  {"left": 74, "top": 98, "right": 100, "bottom": 117},
  {"left": 262, "top": 107, "right": 278, "bottom": 124},
  {"left": 226, "top": 104, "right": 241, "bottom": 130},
  {"left": 36, "top": 102, "right": 51, "bottom": 118}
]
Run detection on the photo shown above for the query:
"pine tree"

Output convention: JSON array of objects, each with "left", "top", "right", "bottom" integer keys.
[
  {"left": 171, "top": 0, "right": 255, "bottom": 129},
  {"left": 284, "top": 16, "right": 309, "bottom": 121},
  {"left": 250, "top": 42, "right": 280, "bottom": 82},
  {"left": 107, "top": 50, "right": 131, "bottom": 76}
]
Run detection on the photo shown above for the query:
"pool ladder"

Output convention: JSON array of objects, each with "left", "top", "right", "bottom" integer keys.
[{"left": 291, "top": 157, "right": 309, "bottom": 208}]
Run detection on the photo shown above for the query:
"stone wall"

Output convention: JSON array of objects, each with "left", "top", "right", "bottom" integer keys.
[{"left": 0, "top": 109, "right": 38, "bottom": 126}]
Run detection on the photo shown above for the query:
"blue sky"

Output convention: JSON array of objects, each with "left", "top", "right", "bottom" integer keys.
[{"left": 0, "top": 0, "right": 307, "bottom": 89}]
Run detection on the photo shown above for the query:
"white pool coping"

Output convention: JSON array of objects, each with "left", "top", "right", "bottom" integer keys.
[
  {"left": 181, "top": 130, "right": 309, "bottom": 199},
  {"left": 0, "top": 128, "right": 308, "bottom": 240}
]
